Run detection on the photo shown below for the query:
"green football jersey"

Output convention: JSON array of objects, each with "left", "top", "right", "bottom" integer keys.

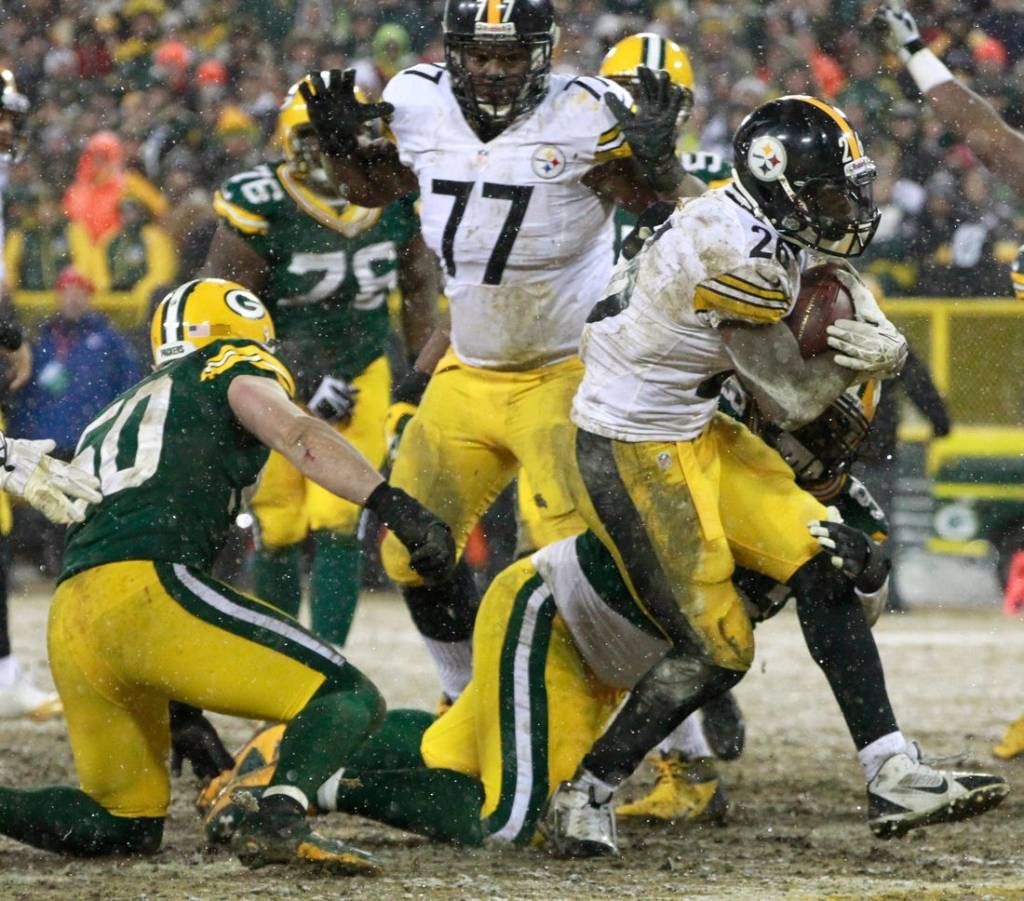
[
  {"left": 61, "top": 339, "right": 295, "bottom": 581},
  {"left": 612, "top": 150, "right": 734, "bottom": 261},
  {"left": 213, "top": 162, "right": 420, "bottom": 399}
]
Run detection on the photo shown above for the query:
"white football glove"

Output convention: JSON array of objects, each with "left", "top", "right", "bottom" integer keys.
[
  {"left": 308, "top": 375, "right": 359, "bottom": 424},
  {"left": 827, "top": 319, "right": 907, "bottom": 378},
  {"left": 874, "top": 2, "right": 923, "bottom": 62},
  {"left": 833, "top": 266, "right": 885, "bottom": 326},
  {"left": 0, "top": 436, "right": 102, "bottom": 524}
]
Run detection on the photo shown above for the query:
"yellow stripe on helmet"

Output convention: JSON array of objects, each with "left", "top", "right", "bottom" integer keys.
[
  {"left": 791, "top": 95, "right": 864, "bottom": 160},
  {"left": 488, "top": 0, "right": 501, "bottom": 24}
]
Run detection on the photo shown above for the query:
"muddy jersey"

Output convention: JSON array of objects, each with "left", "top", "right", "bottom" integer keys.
[
  {"left": 612, "top": 149, "right": 733, "bottom": 261},
  {"left": 61, "top": 340, "right": 295, "bottom": 580},
  {"left": 383, "top": 64, "right": 633, "bottom": 370},
  {"left": 213, "top": 163, "right": 418, "bottom": 399},
  {"left": 573, "top": 184, "right": 806, "bottom": 442},
  {"left": 533, "top": 531, "right": 668, "bottom": 689}
]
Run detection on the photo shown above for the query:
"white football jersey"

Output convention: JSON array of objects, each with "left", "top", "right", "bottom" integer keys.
[
  {"left": 384, "top": 65, "right": 633, "bottom": 370},
  {"left": 572, "top": 185, "right": 807, "bottom": 442},
  {"left": 532, "top": 534, "right": 668, "bottom": 690}
]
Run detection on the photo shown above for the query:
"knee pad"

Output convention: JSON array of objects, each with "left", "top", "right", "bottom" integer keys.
[{"left": 402, "top": 560, "right": 479, "bottom": 642}]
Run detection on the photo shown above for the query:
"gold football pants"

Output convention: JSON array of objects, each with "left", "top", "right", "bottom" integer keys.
[
  {"left": 420, "top": 557, "right": 619, "bottom": 843},
  {"left": 569, "top": 413, "right": 827, "bottom": 671},
  {"left": 382, "top": 353, "right": 586, "bottom": 586},
  {"left": 48, "top": 561, "right": 345, "bottom": 818},
  {"left": 250, "top": 355, "right": 391, "bottom": 547}
]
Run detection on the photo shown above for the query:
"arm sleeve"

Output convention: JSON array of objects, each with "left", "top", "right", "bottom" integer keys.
[
  {"left": 899, "top": 348, "right": 950, "bottom": 435},
  {"left": 694, "top": 259, "right": 793, "bottom": 326},
  {"left": 580, "top": 78, "right": 634, "bottom": 165},
  {"left": 199, "top": 342, "right": 296, "bottom": 400}
]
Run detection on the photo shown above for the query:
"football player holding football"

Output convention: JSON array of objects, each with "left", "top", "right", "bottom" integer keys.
[
  {"left": 200, "top": 81, "right": 439, "bottom": 648},
  {"left": 541, "top": 95, "right": 1005, "bottom": 854},
  {"left": 873, "top": 0, "right": 1024, "bottom": 757},
  {"left": 297, "top": 0, "right": 704, "bottom": 703},
  {"left": 0, "top": 278, "right": 453, "bottom": 873}
]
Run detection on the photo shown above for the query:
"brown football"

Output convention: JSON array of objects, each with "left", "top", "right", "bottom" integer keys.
[{"left": 785, "top": 262, "right": 855, "bottom": 358}]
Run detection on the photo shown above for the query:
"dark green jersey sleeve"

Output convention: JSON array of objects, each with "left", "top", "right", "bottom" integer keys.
[{"left": 212, "top": 163, "right": 288, "bottom": 261}]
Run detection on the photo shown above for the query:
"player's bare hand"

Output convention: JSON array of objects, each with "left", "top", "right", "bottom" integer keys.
[
  {"left": 605, "top": 66, "right": 687, "bottom": 193},
  {"left": 298, "top": 69, "right": 394, "bottom": 158},
  {"left": 827, "top": 319, "right": 907, "bottom": 378},
  {"left": 5, "top": 343, "right": 31, "bottom": 392}
]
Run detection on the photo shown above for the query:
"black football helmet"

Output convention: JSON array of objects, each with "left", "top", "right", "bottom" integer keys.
[
  {"left": 733, "top": 95, "right": 880, "bottom": 258},
  {"left": 444, "top": 0, "right": 557, "bottom": 138},
  {"left": 0, "top": 70, "right": 28, "bottom": 161}
]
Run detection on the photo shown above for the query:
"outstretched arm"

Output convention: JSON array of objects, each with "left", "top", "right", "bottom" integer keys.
[{"left": 874, "top": 2, "right": 1024, "bottom": 196}]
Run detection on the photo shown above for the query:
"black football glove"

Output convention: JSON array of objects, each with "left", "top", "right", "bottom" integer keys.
[
  {"left": 297, "top": 68, "right": 394, "bottom": 159},
  {"left": 808, "top": 519, "right": 890, "bottom": 593},
  {"left": 605, "top": 66, "right": 686, "bottom": 194},
  {"left": 365, "top": 483, "right": 455, "bottom": 584},
  {"left": 309, "top": 375, "right": 359, "bottom": 424},
  {"left": 169, "top": 701, "right": 234, "bottom": 782}
]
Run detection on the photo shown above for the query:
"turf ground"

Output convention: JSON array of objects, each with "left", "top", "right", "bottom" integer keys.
[{"left": 2, "top": 580, "right": 1023, "bottom": 900}]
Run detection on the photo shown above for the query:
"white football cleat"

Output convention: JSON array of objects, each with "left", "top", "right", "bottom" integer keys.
[
  {"left": 867, "top": 752, "right": 1009, "bottom": 839},
  {"left": 0, "top": 662, "right": 62, "bottom": 720},
  {"left": 541, "top": 778, "right": 618, "bottom": 858}
]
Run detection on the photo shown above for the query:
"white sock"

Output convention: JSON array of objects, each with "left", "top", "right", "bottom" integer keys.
[
  {"left": 262, "top": 785, "right": 309, "bottom": 811},
  {"left": 657, "top": 714, "right": 712, "bottom": 759},
  {"left": 316, "top": 767, "right": 344, "bottom": 812},
  {"left": 422, "top": 637, "right": 473, "bottom": 700},
  {"left": 0, "top": 656, "right": 18, "bottom": 688},
  {"left": 575, "top": 768, "right": 616, "bottom": 804},
  {"left": 858, "top": 730, "right": 910, "bottom": 782}
]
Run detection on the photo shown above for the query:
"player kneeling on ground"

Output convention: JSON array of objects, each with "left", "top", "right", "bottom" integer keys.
[{"left": 0, "top": 278, "right": 454, "bottom": 874}]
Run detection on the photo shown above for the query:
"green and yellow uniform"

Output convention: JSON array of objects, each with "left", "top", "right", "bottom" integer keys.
[
  {"left": 52, "top": 338, "right": 348, "bottom": 820},
  {"left": 213, "top": 162, "right": 421, "bottom": 640}
]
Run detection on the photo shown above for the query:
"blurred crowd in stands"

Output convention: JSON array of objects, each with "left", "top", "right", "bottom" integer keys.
[{"left": 2, "top": 0, "right": 1023, "bottom": 314}]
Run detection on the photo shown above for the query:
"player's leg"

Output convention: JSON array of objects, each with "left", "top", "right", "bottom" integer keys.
[
  {"left": 382, "top": 358, "right": 517, "bottom": 700},
  {"left": 510, "top": 357, "right": 588, "bottom": 553},
  {"left": 53, "top": 560, "right": 383, "bottom": 870},
  {"left": 716, "top": 413, "right": 1008, "bottom": 835},
  {"left": 305, "top": 356, "right": 390, "bottom": 646},
  {"left": 250, "top": 450, "right": 309, "bottom": 618}
]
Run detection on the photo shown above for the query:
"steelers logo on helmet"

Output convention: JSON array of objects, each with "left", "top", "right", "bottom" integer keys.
[{"left": 748, "top": 137, "right": 787, "bottom": 183}]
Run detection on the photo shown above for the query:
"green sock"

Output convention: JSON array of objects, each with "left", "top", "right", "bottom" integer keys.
[
  {"left": 253, "top": 545, "right": 302, "bottom": 618},
  {"left": 332, "top": 768, "right": 485, "bottom": 846},
  {"left": 346, "top": 709, "right": 436, "bottom": 771},
  {"left": 274, "top": 666, "right": 384, "bottom": 799},
  {"left": 0, "top": 786, "right": 163, "bottom": 857},
  {"left": 310, "top": 531, "right": 362, "bottom": 646}
]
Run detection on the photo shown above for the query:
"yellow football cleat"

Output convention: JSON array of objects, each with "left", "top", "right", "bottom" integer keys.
[
  {"left": 196, "top": 722, "right": 285, "bottom": 816},
  {"left": 993, "top": 715, "right": 1024, "bottom": 760},
  {"left": 617, "top": 754, "right": 729, "bottom": 824}
]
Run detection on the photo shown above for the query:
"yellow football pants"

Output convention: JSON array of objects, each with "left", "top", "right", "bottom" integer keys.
[
  {"left": 48, "top": 561, "right": 344, "bottom": 818},
  {"left": 421, "top": 557, "right": 619, "bottom": 843},
  {"left": 382, "top": 352, "right": 585, "bottom": 586},
  {"left": 251, "top": 356, "right": 391, "bottom": 547},
  {"left": 569, "top": 413, "right": 826, "bottom": 671}
]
